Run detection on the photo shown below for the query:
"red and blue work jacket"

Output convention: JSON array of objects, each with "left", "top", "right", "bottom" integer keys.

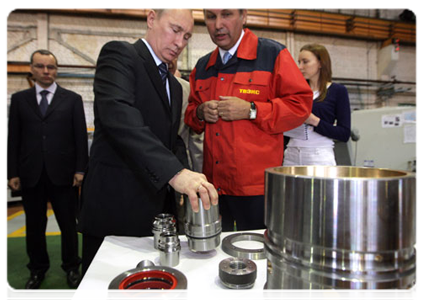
[{"left": 185, "top": 29, "right": 312, "bottom": 196}]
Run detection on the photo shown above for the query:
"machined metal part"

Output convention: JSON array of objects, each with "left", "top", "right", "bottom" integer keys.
[
  {"left": 264, "top": 166, "right": 416, "bottom": 289},
  {"left": 109, "top": 260, "right": 187, "bottom": 289},
  {"left": 219, "top": 257, "right": 257, "bottom": 289},
  {"left": 158, "top": 232, "right": 181, "bottom": 267},
  {"left": 184, "top": 197, "right": 222, "bottom": 252},
  {"left": 152, "top": 213, "right": 177, "bottom": 250},
  {"left": 221, "top": 232, "right": 265, "bottom": 260},
  {"left": 136, "top": 260, "right": 154, "bottom": 269}
]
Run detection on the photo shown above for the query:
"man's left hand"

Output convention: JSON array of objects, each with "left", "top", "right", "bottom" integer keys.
[{"left": 217, "top": 96, "right": 250, "bottom": 121}]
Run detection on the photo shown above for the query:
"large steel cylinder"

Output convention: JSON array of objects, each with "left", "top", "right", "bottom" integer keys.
[
  {"left": 184, "top": 198, "right": 221, "bottom": 252},
  {"left": 264, "top": 166, "right": 416, "bottom": 289}
]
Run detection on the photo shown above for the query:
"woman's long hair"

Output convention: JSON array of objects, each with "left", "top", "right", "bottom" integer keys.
[{"left": 300, "top": 44, "right": 332, "bottom": 102}]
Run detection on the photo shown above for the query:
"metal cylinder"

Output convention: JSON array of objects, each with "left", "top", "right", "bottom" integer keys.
[
  {"left": 184, "top": 197, "right": 222, "bottom": 252},
  {"left": 219, "top": 257, "right": 257, "bottom": 289},
  {"left": 109, "top": 260, "right": 187, "bottom": 289},
  {"left": 158, "top": 232, "right": 181, "bottom": 267},
  {"left": 264, "top": 166, "right": 416, "bottom": 289},
  {"left": 152, "top": 213, "right": 177, "bottom": 250}
]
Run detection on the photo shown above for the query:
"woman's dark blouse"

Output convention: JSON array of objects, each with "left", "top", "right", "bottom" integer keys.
[{"left": 313, "top": 82, "right": 351, "bottom": 142}]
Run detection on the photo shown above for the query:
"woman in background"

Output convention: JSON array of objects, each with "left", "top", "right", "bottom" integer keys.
[{"left": 283, "top": 44, "right": 351, "bottom": 166}]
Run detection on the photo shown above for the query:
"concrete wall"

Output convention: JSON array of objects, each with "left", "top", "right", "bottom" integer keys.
[{"left": 7, "top": 10, "right": 416, "bottom": 130}]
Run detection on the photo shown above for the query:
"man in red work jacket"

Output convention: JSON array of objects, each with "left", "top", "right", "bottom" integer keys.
[{"left": 185, "top": 9, "right": 313, "bottom": 231}]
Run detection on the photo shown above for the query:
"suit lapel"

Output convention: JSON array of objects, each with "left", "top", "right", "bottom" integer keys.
[
  {"left": 169, "top": 75, "right": 182, "bottom": 128},
  {"left": 25, "top": 87, "right": 43, "bottom": 118},
  {"left": 133, "top": 40, "right": 171, "bottom": 115},
  {"left": 45, "top": 85, "right": 63, "bottom": 118},
  {"left": 25, "top": 85, "right": 64, "bottom": 119}
]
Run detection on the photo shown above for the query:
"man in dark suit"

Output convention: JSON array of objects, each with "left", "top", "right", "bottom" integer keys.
[
  {"left": 7, "top": 49, "right": 88, "bottom": 289},
  {"left": 78, "top": 9, "right": 218, "bottom": 275}
]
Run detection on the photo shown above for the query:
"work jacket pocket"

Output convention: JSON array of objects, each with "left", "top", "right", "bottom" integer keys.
[
  {"left": 232, "top": 72, "right": 270, "bottom": 102},
  {"left": 194, "top": 79, "right": 213, "bottom": 103}
]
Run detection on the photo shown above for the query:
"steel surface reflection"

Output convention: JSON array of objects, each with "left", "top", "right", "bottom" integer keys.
[{"left": 264, "top": 166, "right": 416, "bottom": 289}]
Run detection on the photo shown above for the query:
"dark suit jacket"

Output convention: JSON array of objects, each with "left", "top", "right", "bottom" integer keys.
[
  {"left": 7, "top": 85, "right": 88, "bottom": 188},
  {"left": 78, "top": 39, "right": 187, "bottom": 237}
]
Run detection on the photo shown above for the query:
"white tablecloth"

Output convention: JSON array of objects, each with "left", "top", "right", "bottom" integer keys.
[
  {"left": 73, "top": 230, "right": 271, "bottom": 299},
  {"left": 72, "top": 230, "right": 266, "bottom": 300}
]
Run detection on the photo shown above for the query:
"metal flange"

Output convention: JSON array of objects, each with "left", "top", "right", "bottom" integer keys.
[
  {"left": 221, "top": 232, "right": 265, "bottom": 260},
  {"left": 219, "top": 257, "right": 257, "bottom": 289},
  {"left": 109, "top": 260, "right": 187, "bottom": 289}
]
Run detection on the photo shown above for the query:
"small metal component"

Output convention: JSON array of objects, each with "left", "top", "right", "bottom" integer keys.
[
  {"left": 221, "top": 232, "right": 265, "bottom": 260},
  {"left": 219, "top": 257, "right": 257, "bottom": 289},
  {"left": 152, "top": 213, "right": 177, "bottom": 250},
  {"left": 158, "top": 232, "right": 181, "bottom": 267},
  {"left": 109, "top": 260, "right": 187, "bottom": 289},
  {"left": 136, "top": 260, "right": 154, "bottom": 269}
]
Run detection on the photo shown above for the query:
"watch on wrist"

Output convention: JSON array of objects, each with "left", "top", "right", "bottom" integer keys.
[{"left": 249, "top": 101, "right": 257, "bottom": 120}]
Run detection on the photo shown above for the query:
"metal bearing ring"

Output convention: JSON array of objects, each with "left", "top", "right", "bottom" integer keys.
[
  {"left": 219, "top": 257, "right": 257, "bottom": 289},
  {"left": 108, "top": 260, "right": 187, "bottom": 289},
  {"left": 221, "top": 232, "right": 265, "bottom": 260}
]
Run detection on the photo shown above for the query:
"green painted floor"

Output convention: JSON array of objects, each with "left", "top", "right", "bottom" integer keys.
[{"left": 7, "top": 202, "right": 81, "bottom": 290}]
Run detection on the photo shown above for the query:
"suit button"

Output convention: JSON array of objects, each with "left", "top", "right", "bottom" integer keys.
[
  {"left": 42, "top": 136, "right": 46, "bottom": 139},
  {"left": 216, "top": 132, "right": 220, "bottom": 136},
  {"left": 216, "top": 161, "right": 219, "bottom": 164}
]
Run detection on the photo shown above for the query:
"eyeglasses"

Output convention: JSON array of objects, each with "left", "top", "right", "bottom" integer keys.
[{"left": 32, "top": 64, "right": 57, "bottom": 70}]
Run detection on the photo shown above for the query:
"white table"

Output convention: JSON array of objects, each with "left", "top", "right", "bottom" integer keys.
[
  {"left": 72, "top": 230, "right": 267, "bottom": 300},
  {"left": 73, "top": 230, "right": 273, "bottom": 299}
]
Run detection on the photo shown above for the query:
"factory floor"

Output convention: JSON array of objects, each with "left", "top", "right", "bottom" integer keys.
[
  {"left": 7, "top": 201, "right": 60, "bottom": 237},
  {"left": 7, "top": 201, "right": 80, "bottom": 289}
]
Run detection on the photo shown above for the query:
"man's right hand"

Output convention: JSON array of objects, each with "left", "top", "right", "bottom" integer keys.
[
  {"left": 168, "top": 169, "right": 218, "bottom": 213},
  {"left": 8, "top": 177, "right": 21, "bottom": 191},
  {"left": 197, "top": 100, "right": 219, "bottom": 123}
]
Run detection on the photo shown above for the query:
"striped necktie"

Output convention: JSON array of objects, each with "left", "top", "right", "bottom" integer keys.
[
  {"left": 158, "top": 63, "right": 168, "bottom": 85},
  {"left": 39, "top": 90, "right": 49, "bottom": 116}
]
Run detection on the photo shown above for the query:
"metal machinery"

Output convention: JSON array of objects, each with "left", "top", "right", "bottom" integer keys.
[
  {"left": 264, "top": 166, "right": 416, "bottom": 289},
  {"left": 109, "top": 260, "right": 187, "bottom": 289},
  {"left": 350, "top": 106, "right": 416, "bottom": 171},
  {"left": 184, "top": 197, "right": 222, "bottom": 252}
]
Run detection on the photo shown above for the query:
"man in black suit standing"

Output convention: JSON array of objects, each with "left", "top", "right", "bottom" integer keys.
[
  {"left": 78, "top": 9, "right": 218, "bottom": 275},
  {"left": 7, "top": 49, "right": 88, "bottom": 288}
]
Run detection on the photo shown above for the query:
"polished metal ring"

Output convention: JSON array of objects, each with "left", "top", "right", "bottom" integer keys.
[{"left": 221, "top": 232, "right": 265, "bottom": 260}]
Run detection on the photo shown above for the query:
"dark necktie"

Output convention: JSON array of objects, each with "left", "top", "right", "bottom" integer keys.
[
  {"left": 39, "top": 90, "right": 49, "bottom": 116},
  {"left": 158, "top": 63, "right": 168, "bottom": 85}
]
